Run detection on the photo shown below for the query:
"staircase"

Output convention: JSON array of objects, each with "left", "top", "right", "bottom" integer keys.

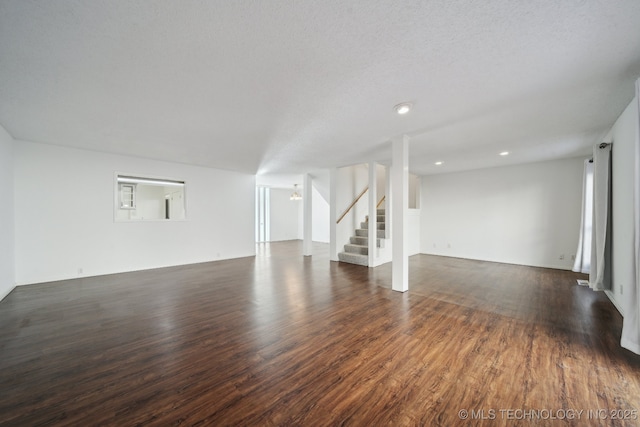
[{"left": 338, "top": 209, "right": 386, "bottom": 266}]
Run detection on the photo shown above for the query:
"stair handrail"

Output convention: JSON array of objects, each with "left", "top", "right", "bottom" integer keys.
[
  {"left": 336, "top": 190, "right": 387, "bottom": 224},
  {"left": 336, "top": 186, "right": 368, "bottom": 224}
]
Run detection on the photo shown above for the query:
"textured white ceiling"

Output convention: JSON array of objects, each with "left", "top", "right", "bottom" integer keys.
[{"left": 1, "top": 0, "right": 639, "bottom": 176}]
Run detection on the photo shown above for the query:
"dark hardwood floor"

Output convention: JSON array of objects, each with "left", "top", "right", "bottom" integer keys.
[{"left": 1, "top": 241, "right": 639, "bottom": 426}]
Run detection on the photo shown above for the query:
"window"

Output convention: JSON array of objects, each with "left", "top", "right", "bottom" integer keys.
[
  {"left": 115, "top": 174, "right": 186, "bottom": 221},
  {"left": 119, "top": 183, "right": 136, "bottom": 209},
  {"left": 255, "top": 186, "right": 270, "bottom": 242}
]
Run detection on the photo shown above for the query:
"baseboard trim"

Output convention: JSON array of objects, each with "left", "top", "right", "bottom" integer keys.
[
  {"left": 605, "top": 290, "right": 624, "bottom": 316},
  {"left": 418, "top": 252, "right": 574, "bottom": 271},
  {"left": 14, "top": 254, "right": 257, "bottom": 287}
]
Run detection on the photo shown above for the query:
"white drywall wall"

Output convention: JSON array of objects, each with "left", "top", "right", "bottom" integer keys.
[
  {"left": 312, "top": 184, "right": 329, "bottom": 243},
  {"left": 421, "top": 157, "right": 584, "bottom": 269},
  {"left": 264, "top": 181, "right": 328, "bottom": 243},
  {"left": 0, "top": 124, "right": 14, "bottom": 300},
  {"left": 609, "top": 97, "right": 638, "bottom": 313},
  {"left": 14, "top": 141, "right": 256, "bottom": 285},
  {"left": 408, "top": 209, "right": 421, "bottom": 256},
  {"left": 375, "top": 164, "right": 386, "bottom": 205},
  {"left": 409, "top": 173, "right": 420, "bottom": 209},
  {"left": 269, "top": 188, "right": 302, "bottom": 241}
]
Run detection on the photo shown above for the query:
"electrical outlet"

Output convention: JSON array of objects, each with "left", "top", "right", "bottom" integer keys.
[
  {"left": 571, "top": 255, "right": 575, "bottom": 261},
  {"left": 559, "top": 254, "right": 565, "bottom": 260},
  {"left": 78, "top": 268, "right": 83, "bottom": 275},
  {"left": 620, "top": 285, "right": 623, "bottom": 295}
]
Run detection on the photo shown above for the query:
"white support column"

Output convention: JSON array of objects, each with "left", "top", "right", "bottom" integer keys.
[
  {"left": 329, "top": 168, "right": 338, "bottom": 261},
  {"left": 392, "top": 135, "right": 409, "bottom": 292},
  {"left": 385, "top": 165, "right": 392, "bottom": 240},
  {"left": 368, "top": 161, "right": 377, "bottom": 267},
  {"left": 303, "top": 173, "right": 313, "bottom": 256}
]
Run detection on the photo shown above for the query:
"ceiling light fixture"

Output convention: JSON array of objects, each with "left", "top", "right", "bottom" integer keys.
[
  {"left": 394, "top": 102, "right": 413, "bottom": 115},
  {"left": 290, "top": 184, "right": 302, "bottom": 201},
  {"left": 435, "top": 161, "right": 443, "bottom": 166},
  {"left": 499, "top": 151, "right": 509, "bottom": 156}
]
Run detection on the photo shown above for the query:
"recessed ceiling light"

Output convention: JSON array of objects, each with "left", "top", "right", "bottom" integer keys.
[
  {"left": 394, "top": 102, "right": 413, "bottom": 115},
  {"left": 435, "top": 161, "right": 443, "bottom": 166},
  {"left": 499, "top": 151, "right": 509, "bottom": 156}
]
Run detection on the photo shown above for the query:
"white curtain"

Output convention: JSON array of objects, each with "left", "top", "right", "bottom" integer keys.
[
  {"left": 621, "top": 78, "right": 640, "bottom": 355},
  {"left": 589, "top": 142, "right": 612, "bottom": 291},
  {"left": 573, "top": 159, "right": 594, "bottom": 274}
]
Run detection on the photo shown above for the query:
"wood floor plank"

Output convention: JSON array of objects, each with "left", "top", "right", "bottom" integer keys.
[{"left": 1, "top": 241, "right": 640, "bottom": 426}]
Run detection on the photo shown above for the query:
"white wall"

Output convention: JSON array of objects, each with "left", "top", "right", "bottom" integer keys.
[
  {"left": 14, "top": 141, "right": 256, "bottom": 285},
  {"left": 409, "top": 173, "right": 420, "bottom": 209},
  {"left": 312, "top": 185, "right": 329, "bottom": 243},
  {"left": 375, "top": 164, "right": 387, "bottom": 205},
  {"left": 267, "top": 183, "right": 330, "bottom": 243},
  {"left": 420, "top": 157, "right": 584, "bottom": 269},
  {"left": 609, "top": 97, "right": 638, "bottom": 312},
  {"left": 0, "top": 124, "right": 14, "bottom": 300},
  {"left": 269, "top": 188, "right": 301, "bottom": 241},
  {"left": 408, "top": 209, "right": 421, "bottom": 256}
]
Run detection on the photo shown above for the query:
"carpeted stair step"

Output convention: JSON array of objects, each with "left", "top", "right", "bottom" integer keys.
[
  {"left": 361, "top": 221, "right": 385, "bottom": 230},
  {"left": 338, "top": 252, "right": 368, "bottom": 266},
  {"left": 350, "top": 235, "right": 368, "bottom": 245},
  {"left": 350, "top": 236, "right": 384, "bottom": 247},
  {"left": 355, "top": 228, "right": 386, "bottom": 238},
  {"left": 344, "top": 244, "right": 368, "bottom": 255},
  {"left": 338, "top": 208, "right": 387, "bottom": 267}
]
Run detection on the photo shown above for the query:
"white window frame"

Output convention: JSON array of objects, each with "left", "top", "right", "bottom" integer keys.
[{"left": 119, "top": 183, "right": 136, "bottom": 209}]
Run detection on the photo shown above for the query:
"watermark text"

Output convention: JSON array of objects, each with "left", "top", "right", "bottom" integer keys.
[{"left": 457, "top": 408, "right": 638, "bottom": 421}]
